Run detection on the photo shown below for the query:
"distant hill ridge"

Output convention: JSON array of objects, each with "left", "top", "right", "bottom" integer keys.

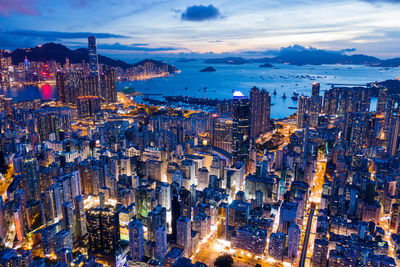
[
  {"left": 205, "top": 49, "right": 400, "bottom": 67},
  {"left": 4, "top": 42, "right": 176, "bottom": 71}
]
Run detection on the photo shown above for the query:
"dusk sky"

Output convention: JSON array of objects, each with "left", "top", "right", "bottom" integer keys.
[{"left": 1, "top": 0, "right": 400, "bottom": 59}]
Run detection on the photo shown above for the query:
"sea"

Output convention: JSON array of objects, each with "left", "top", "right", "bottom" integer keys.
[{"left": 2, "top": 61, "right": 399, "bottom": 119}]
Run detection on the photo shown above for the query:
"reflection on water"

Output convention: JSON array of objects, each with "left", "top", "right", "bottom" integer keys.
[
  {"left": 1, "top": 83, "right": 56, "bottom": 101},
  {"left": 2, "top": 62, "right": 398, "bottom": 118}
]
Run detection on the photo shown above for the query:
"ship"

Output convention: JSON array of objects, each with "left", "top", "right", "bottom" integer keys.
[
  {"left": 273, "top": 89, "right": 277, "bottom": 95},
  {"left": 282, "top": 93, "right": 287, "bottom": 99}
]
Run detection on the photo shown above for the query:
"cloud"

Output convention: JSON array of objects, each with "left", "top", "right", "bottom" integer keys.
[
  {"left": 0, "top": 0, "right": 40, "bottom": 16},
  {"left": 181, "top": 5, "right": 221, "bottom": 21},
  {"left": 241, "top": 45, "right": 358, "bottom": 57},
  {"left": 360, "top": 0, "right": 400, "bottom": 3},
  {"left": 5, "top": 30, "right": 129, "bottom": 39},
  {"left": 98, "top": 42, "right": 179, "bottom": 52},
  {"left": 0, "top": 30, "right": 129, "bottom": 50}
]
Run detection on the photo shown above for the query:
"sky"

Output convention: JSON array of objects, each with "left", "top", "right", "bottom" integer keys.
[{"left": 1, "top": 0, "right": 400, "bottom": 60}]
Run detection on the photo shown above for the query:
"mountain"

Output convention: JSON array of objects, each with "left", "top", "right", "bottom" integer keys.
[
  {"left": 203, "top": 47, "right": 399, "bottom": 67},
  {"left": 4, "top": 43, "right": 177, "bottom": 72},
  {"left": 132, "top": 59, "right": 178, "bottom": 73},
  {"left": 264, "top": 50, "right": 381, "bottom": 65},
  {"left": 7, "top": 42, "right": 132, "bottom": 69},
  {"left": 204, "top": 57, "right": 250, "bottom": 64}
]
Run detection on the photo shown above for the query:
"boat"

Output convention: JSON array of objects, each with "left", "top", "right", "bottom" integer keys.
[
  {"left": 185, "top": 86, "right": 188, "bottom": 90},
  {"left": 282, "top": 93, "right": 287, "bottom": 99},
  {"left": 293, "top": 90, "right": 299, "bottom": 96},
  {"left": 291, "top": 95, "right": 298, "bottom": 101},
  {"left": 273, "top": 89, "right": 277, "bottom": 95}
]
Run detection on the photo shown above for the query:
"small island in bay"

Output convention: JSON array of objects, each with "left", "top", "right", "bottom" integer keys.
[
  {"left": 200, "top": 67, "right": 216, "bottom": 72},
  {"left": 259, "top": 63, "right": 274, "bottom": 68}
]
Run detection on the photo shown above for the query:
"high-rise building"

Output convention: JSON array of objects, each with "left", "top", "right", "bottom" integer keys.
[
  {"left": 176, "top": 217, "right": 191, "bottom": 257},
  {"left": 86, "top": 207, "right": 120, "bottom": 256},
  {"left": 377, "top": 88, "right": 388, "bottom": 114},
  {"left": 278, "top": 201, "right": 298, "bottom": 234},
  {"left": 385, "top": 94, "right": 399, "bottom": 129},
  {"left": 212, "top": 116, "right": 233, "bottom": 153},
  {"left": 268, "top": 232, "right": 286, "bottom": 261},
  {"left": 250, "top": 86, "right": 271, "bottom": 138},
  {"left": 233, "top": 226, "right": 267, "bottom": 255},
  {"left": 74, "top": 195, "right": 87, "bottom": 239},
  {"left": 56, "top": 72, "right": 67, "bottom": 103},
  {"left": 388, "top": 116, "right": 400, "bottom": 156},
  {"left": 62, "top": 201, "right": 75, "bottom": 237},
  {"left": 88, "top": 36, "right": 99, "bottom": 78},
  {"left": 197, "top": 167, "right": 209, "bottom": 191},
  {"left": 311, "top": 238, "right": 329, "bottom": 266},
  {"left": 101, "top": 68, "right": 117, "bottom": 103},
  {"left": 287, "top": 223, "right": 300, "bottom": 259},
  {"left": 323, "top": 88, "right": 340, "bottom": 115},
  {"left": 232, "top": 91, "right": 251, "bottom": 165},
  {"left": 226, "top": 200, "right": 251, "bottom": 240},
  {"left": 308, "top": 83, "right": 322, "bottom": 128},
  {"left": 155, "top": 226, "right": 167, "bottom": 261},
  {"left": 53, "top": 229, "right": 73, "bottom": 255},
  {"left": 147, "top": 205, "right": 166, "bottom": 242},
  {"left": 77, "top": 96, "right": 101, "bottom": 118},
  {"left": 297, "top": 95, "right": 309, "bottom": 129},
  {"left": 312, "top": 82, "right": 320, "bottom": 97},
  {"left": 129, "top": 219, "right": 145, "bottom": 261},
  {"left": 23, "top": 157, "right": 40, "bottom": 201},
  {"left": 43, "top": 184, "right": 62, "bottom": 223}
]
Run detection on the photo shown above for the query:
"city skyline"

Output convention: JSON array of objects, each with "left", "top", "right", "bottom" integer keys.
[
  {"left": 1, "top": 0, "right": 400, "bottom": 59},
  {"left": 1, "top": 2, "right": 400, "bottom": 267}
]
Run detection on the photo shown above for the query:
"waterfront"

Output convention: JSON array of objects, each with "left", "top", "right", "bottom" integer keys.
[{"left": 2, "top": 62, "right": 399, "bottom": 118}]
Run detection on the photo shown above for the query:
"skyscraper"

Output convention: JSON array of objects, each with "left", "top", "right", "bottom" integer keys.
[
  {"left": 88, "top": 36, "right": 99, "bottom": 78},
  {"left": 88, "top": 35, "right": 101, "bottom": 98},
  {"left": 323, "top": 88, "right": 340, "bottom": 115},
  {"left": 176, "top": 216, "right": 191, "bottom": 257},
  {"left": 86, "top": 207, "right": 120, "bottom": 256},
  {"left": 297, "top": 95, "right": 309, "bottom": 129},
  {"left": 101, "top": 67, "right": 117, "bottom": 103},
  {"left": 377, "top": 88, "right": 388, "bottom": 114},
  {"left": 250, "top": 86, "right": 271, "bottom": 138},
  {"left": 77, "top": 96, "right": 101, "bottom": 118},
  {"left": 155, "top": 225, "right": 167, "bottom": 261},
  {"left": 232, "top": 91, "right": 251, "bottom": 165},
  {"left": 212, "top": 116, "right": 233, "bottom": 153},
  {"left": 74, "top": 195, "right": 87, "bottom": 239},
  {"left": 388, "top": 116, "right": 400, "bottom": 156},
  {"left": 23, "top": 157, "right": 40, "bottom": 201},
  {"left": 56, "top": 72, "right": 67, "bottom": 103},
  {"left": 312, "top": 82, "right": 320, "bottom": 97},
  {"left": 62, "top": 201, "right": 75, "bottom": 236},
  {"left": 129, "top": 219, "right": 145, "bottom": 261},
  {"left": 287, "top": 223, "right": 300, "bottom": 260}
]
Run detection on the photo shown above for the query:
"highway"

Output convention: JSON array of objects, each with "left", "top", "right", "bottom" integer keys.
[{"left": 299, "top": 206, "right": 315, "bottom": 267}]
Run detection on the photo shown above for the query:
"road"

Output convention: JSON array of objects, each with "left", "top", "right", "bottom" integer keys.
[{"left": 299, "top": 206, "right": 315, "bottom": 267}]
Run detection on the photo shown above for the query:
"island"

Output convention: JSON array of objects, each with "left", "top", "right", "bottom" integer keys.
[
  {"left": 259, "top": 63, "right": 274, "bottom": 68},
  {"left": 200, "top": 67, "right": 216, "bottom": 72}
]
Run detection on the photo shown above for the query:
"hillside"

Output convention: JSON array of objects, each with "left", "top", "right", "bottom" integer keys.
[{"left": 3, "top": 43, "right": 178, "bottom": 72}]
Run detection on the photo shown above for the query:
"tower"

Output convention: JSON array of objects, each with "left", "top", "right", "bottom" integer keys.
[
  {"left": 297, "top": 95, "right": 309, "bottom": 129},
  {"left": 129, "top": 219, "right": 144, "bottom": 261},
  {"left": 88, "top": 36, "right": 99, "bottom": 78},
  {"left": 176, "top": 216, "right": 191, "bottom": 257},
  {"left": 232, "top": 91, "right": 251, "bottom": 165},
  {"left": 312, "top": 82, "right": 320, "bottom": 97},
  {"left": 88, "top": 36, "right": 100, "bottom": 96},
  {"left": 250, "top": 86, "right": 271, "bottom": 138}
]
